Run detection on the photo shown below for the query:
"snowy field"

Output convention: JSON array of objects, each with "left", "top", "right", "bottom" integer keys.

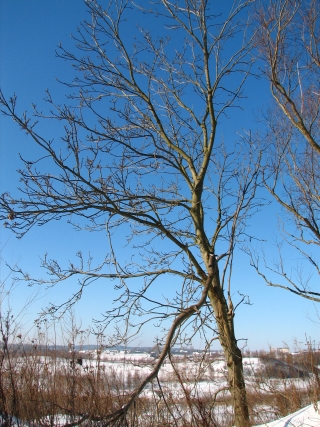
[
  {"left": 3, "top": 350, "right": 315, "bottom": 398},
  {"left": 2, "top": 349, "right": 320, "bottom": 426}
]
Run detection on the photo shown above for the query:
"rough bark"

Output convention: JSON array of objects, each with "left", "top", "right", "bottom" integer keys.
[{"left": 207, "top": 255, "right": 250, "bottom": 427}]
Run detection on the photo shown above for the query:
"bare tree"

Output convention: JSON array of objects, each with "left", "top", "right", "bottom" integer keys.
[
  {"left": 251, "top": 0, "right": 320, "bottom": 302},
  {"left": 0, "top": 1, "right": 260, "bottom": 426}
]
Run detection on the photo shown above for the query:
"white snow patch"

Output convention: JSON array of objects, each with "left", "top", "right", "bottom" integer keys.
[{"left": 254, "top": 402, "right": 320, "bottom": 427}]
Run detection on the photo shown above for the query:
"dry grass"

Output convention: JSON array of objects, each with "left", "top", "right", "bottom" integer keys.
[{"left": 1, "top": 323, "right": 320, "bottom": 426}]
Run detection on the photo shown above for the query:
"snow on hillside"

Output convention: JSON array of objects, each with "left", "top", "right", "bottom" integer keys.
[
  {"left": 3, "top": 351, "right": 319, "bottom": 426},
  {"left": 254, "top": 403, "right": 320, "bottom": 427}
]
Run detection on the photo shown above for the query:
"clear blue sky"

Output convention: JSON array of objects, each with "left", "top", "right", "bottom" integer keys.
[{"left": 0, "top": 1, "right": 319, "bottom": 351}]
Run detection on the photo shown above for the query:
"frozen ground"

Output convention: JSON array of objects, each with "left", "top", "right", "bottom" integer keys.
[
  {"left": 4, "top": 352, "right": 311, "bottom": 399},
  {"left": 254, "top": 403, "right": 320, "bottom": 427},
  {"left": 3, "top": 351, "right": 319, "bottom": 426},
  {"left": 2, "top": 402, "right": 319, "bottom": 426}
]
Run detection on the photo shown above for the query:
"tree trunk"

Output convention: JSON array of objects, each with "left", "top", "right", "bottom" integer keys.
[{"left": 207, "top": 261, "right": 250, "bottom": 427}]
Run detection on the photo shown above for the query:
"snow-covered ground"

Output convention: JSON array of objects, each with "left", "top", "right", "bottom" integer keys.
[
  {"left": 254, "top": 403, "right": 320, "bottom": 427},
  {"left": 2, "top": 351, "right": 319, "bottom": 426},
  {"left": 3, "top": 352, "right": 311, "bottom": 398},
  {"left": 2, "top": 403, "right": 319, "bottom": 426}
]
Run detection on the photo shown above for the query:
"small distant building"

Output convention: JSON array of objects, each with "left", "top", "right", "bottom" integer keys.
[
  {"left": 278, "top": 347, "right": 290, "bottom": 354},
  {"left": 271, "top": 347, "right": 290, "bottom": 354}
]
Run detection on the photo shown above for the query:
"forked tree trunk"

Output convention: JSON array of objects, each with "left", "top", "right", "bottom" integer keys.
[{"left": 207, "top": 261, "right": 250, "bottom": 427}]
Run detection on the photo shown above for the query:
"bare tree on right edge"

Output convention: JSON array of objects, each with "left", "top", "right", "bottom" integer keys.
[{"left": 251, "top": 0, "right": 320, "bottom": 301}]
